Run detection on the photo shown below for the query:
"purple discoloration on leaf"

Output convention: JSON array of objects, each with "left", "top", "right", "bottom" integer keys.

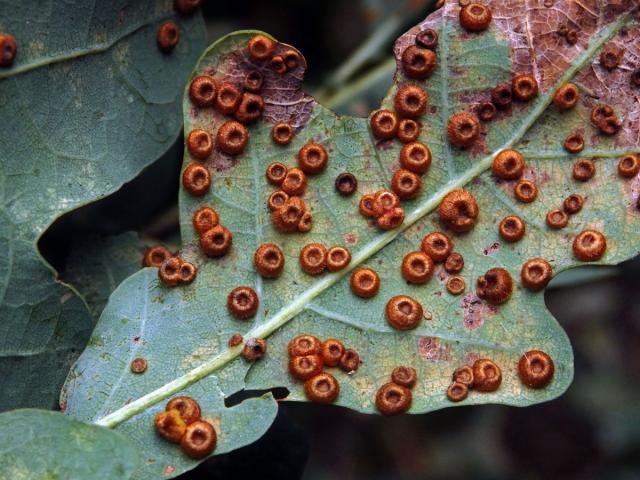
[
  {"left": 396, "top": 0, "right": 637, "bottom": 104},
  {"left": 344, "top": 233, "right": 358, "bottom": 245},
  {"left": 207, "top": 150, "right": 237, "bottom": 173},
  {"left": 163, "top": 465, "right": 176, "bottom": 476},
  {"left": 375, "top": 138, "right": 395, "bottom": 150},
  {"left": 569, "top": 125, "right": 586, "bottom": 138},
  {"left": 576, "top": 24, "right": 640, "bottom": 148},
  {"left": 185, "top": 36, "right": 317, "bottom": 173},
  {"left": 535, "top": 168, "right": 552, "bottom": 186},
  {"left": 221, "top": 46, "right": 315, "bottom": 129},
  {"left": 468, "top": 135, "right": 489, "bottom": 156},
  {"left": 418, "top": 336, "right": 450, "bottom": 361},
  {"left": 628, "top": 173, "right": 640, "bottom": 215},
  {"left": 464, "top": 352, "right": 480, "bottom": 366},
  {"left": 483, "top": 241, "right": 500, "bottom": 256},
  {"left": 461, "top": 293, "right": 497, "bottom": 330}
]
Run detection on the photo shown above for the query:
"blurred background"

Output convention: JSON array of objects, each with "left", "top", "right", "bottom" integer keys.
[{"left": 48, "top": 1, "right": 640, "bottom": 478}]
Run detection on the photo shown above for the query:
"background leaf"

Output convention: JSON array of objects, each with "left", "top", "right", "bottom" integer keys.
[
  {"left": 0, "top": 0, "right": 205, "bottom": 410},
  {"left": 65, "top": 2, "right": 640, "bottom": 478},
  {"left": 0, "top": 409, "right": 138, "bottom": 480},
  {"left": 315, "top": 0, "right": 433, "bottom": 98},
  {"left": 62, "top": 232, "right": 145, "bottom": 320}
]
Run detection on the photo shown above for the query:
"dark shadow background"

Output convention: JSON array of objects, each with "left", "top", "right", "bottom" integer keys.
[{"left": 45, "top": 1, "right": 640, "bottom": 478}]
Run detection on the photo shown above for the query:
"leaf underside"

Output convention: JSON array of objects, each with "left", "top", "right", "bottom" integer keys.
[
  {"left": 62, "top": 232, "right": 145, "bottom": 320},
  {"left": 0, "top": 409, "right": 138, "bottom": 480},
  {"left": 64, "top": 2, "right": 640, "bottom": 478},
  {"left": 0, "top": 1, "right": 205, "bottom": 410}
]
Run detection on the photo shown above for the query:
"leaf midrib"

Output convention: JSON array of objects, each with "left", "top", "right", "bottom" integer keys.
[
  {"left": 0, "top": 16, "right": 160, "bottom": 80},
  {"left": 94, "top": 11, "right": 632, "bottom": 429}
]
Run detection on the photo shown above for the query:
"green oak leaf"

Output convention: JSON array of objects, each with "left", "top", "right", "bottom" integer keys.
[
  {"left": 63, "top": 2, "right": 640, "bottom": 478},
  {"left": 0, "top": 0, "right": 205, "bottom": 410},
  {"left": 62, "top": 232, "right": 145, "bottom": 320},
  {"left": 0, "top": 409, "right": 138, "bottom": 480}
]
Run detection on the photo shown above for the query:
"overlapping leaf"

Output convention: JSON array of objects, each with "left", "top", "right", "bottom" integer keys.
[
  {"left": 63, "top": 2, "right": 640, "bottom": 478},
  {"left": 0, "top": 0, "right": 205, "bottom": 410},
  {"left": 0, "top": 409, "right": 138, "bottom": 480},
  {"left": 62, "top": 232, "right": 145, "bottom": 320}
]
